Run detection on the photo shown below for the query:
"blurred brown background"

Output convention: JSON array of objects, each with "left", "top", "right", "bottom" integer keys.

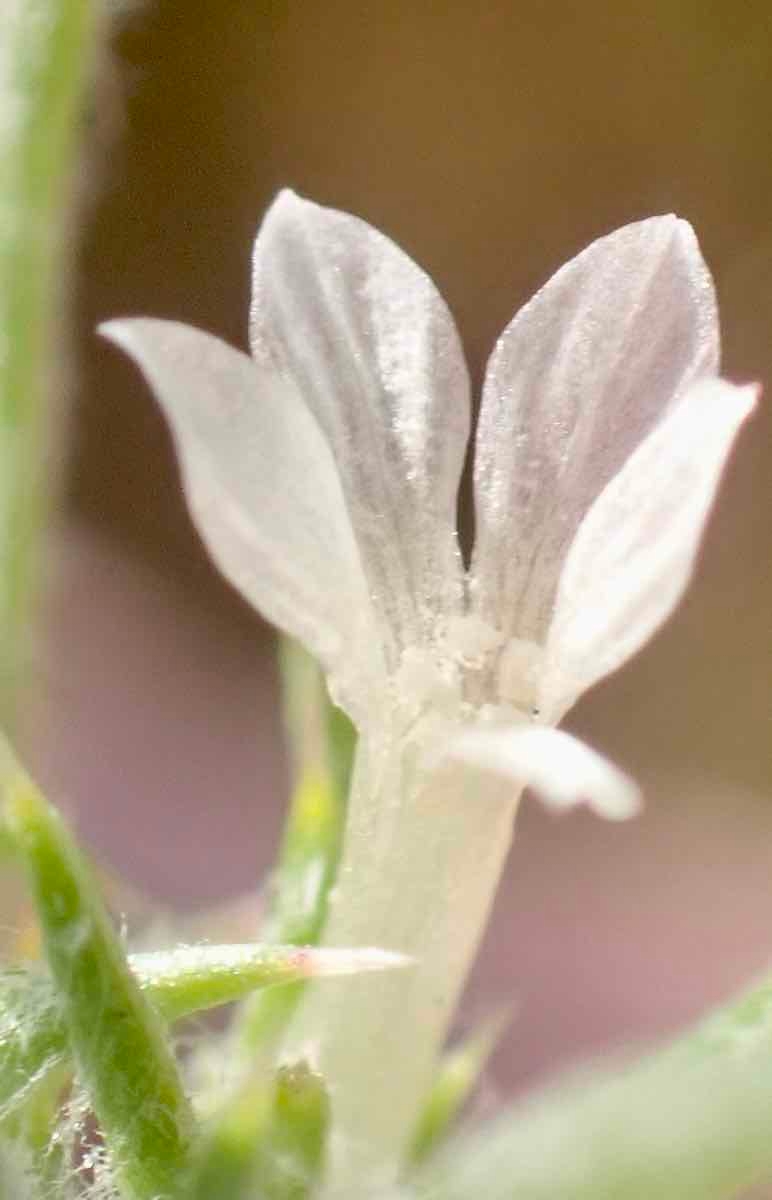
[{"left": 28, "top": 2, "right": 772, "bottom": 1098}]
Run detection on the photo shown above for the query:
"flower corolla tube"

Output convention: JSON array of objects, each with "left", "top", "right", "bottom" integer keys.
[{"left": 102, "top": 192, "right": 757, "bottom": 1189}]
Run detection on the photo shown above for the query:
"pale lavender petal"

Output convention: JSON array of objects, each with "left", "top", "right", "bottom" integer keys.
[
  {"left": 450, "top": 724, "right": 641, "bottom": 820},
  {"left": 472, "top": 216, "right": 719, "bottom": 645},
  {"left": 250, "top": 190, "right": 470, "bottom": 666},
  {"left": 100, "top": 318, "right": 381, "bottom": 721},
  {"left": 540, "top": 377, "right": 758, "bottom": 720}
]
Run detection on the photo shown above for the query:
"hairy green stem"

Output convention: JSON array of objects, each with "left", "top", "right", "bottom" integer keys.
[{"left": 4, "top": 767, "right": 195, "bottom": 1200}]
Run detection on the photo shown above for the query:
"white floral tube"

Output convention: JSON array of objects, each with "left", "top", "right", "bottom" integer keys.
[{"left": 285, "top": 733, "right": 519, "bottom": 1194}]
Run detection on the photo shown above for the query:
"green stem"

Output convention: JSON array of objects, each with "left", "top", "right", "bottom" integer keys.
[
  {"left": 0, "top": 0, "right": 95, "bottom": 718},
  {"left": 238, "top": 639, "right": 352, "bottom": 1055},
  {"left": 4, "top": 765, "right": 195, "bottom": 1200}
]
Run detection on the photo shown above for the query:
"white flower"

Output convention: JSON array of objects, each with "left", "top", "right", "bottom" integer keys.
[
  {"left": 102, "top": 195, "right": 758, "bottom": 1189},
  {"left": 101, "top": 190, "right": 756, "bottom": 822}
]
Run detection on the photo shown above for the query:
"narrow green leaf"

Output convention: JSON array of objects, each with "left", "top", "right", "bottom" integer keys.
[
  {"left": 0, "top": 0, "right": 96, "bottom": 719},
  {"left": 239, "top": 638, "right": 354, "bottom": 1052},
  {"left": 270, "top": 640, "right": 355, "bottom": 948},
  {"left": 260, "top": 768, "right": 346, "bottom": 952},
  {"left": 2, "top": 750, "right": 194, "bottom": 1200},
  {"left": 0, "top": 942, "right": 402, "bottom": 1128},
  {"left": 324, "top": 688, "right": 356, "bottom": 812},
  {"left": 409, "top": 1014, "right": 508, "bottom": 1164},
  {"left": 412, "top": 1023, "right": 772, "bottom": 1200},
  {"left": 131, "top": 943, "right": 403, "bottom": 1022}
]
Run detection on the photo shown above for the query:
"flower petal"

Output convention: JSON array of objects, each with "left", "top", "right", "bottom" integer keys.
[
  {"left": 540, "top": 377, "right": 758, "bottom": 720},
  {"left": 472, "top": 216, "right": 719, "bottom": 645},
  {"left": 250, "top": 190, "right": 471, "bottom": 664},
  {"left": 100, "top": 318, "right": 380, "bottom": 720},
  {"left": 449, "top": 725, "right": 640, "bottom": 820}
]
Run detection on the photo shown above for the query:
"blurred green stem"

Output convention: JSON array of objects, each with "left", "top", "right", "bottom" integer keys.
[
  {"left": 238, "top": 639, "right": 354, "bottom": 1054},
  {"left": 0, "top": 0, "right": 96, "bottom": 720},
  {"left": 409, "top": 1013, "right": 509, "bottom": 1164}
]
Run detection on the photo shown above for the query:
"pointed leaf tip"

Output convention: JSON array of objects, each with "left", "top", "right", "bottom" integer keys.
[{"left": 303, "top": 946, "right": 415, "bottom": 977}]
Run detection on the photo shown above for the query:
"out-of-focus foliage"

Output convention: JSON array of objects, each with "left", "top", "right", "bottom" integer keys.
[
  {"left": 0, "top": 0, "right": 95, "bottom": 720},
  {"left": 409, "top": 1015, "right": 508, "bottom": 1164},
  {"left": 239, "top": 640, "right": 354, "bottom": 1054},
  {"left": 411, "top": 969, "right": 772, "bottom": 1200}
]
